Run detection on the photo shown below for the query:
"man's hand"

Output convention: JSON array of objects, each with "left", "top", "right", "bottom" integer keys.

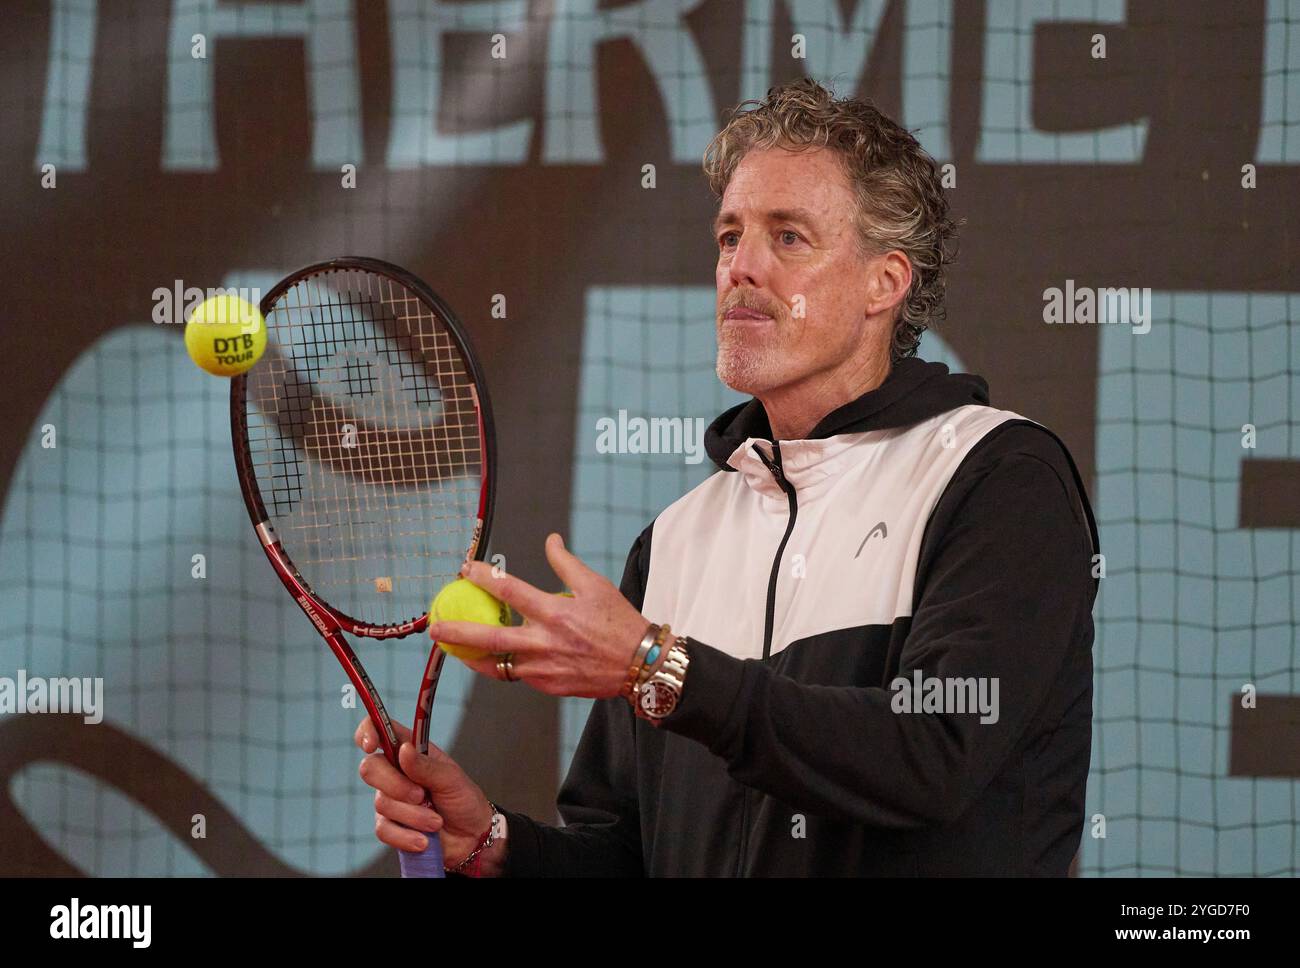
[
  {"left": 430, "top": 532, "right": 653, "bottom": 698},
  {"left": 355, "top": 716, "right": 506, "bottom": 875}
]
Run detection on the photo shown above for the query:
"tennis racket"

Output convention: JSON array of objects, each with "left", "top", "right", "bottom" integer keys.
[{"left": 230, "top": 257, "right": 496, "bottom": 878}]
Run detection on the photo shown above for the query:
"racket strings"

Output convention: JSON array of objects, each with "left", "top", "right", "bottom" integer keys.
[{"left": 243, "top": 268, "right": 484, "bottom": 626}]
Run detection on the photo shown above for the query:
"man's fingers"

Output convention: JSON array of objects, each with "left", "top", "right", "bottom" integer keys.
[
  {"left": 354, "top": 715, "right": 411, "bottom": 752},
  {"left": 461, "top": 558, "right": 558, "bottom": 626},
  {"left": 358, "top": 748, "right": 426, "bottom": 805},
  {"left": 455, "top": 647, "right": 550, "bottom": 684},
  {"left": 397, "top": 740, "right": 472, "bottom": 797},
  {"left": 354, "top": 717, "right": 379, "bottom": 752},
  {"left": 543, "top": 532, "right": 598, "bottom": 595},
  {"left": 373, "top": 815, "right": 430, "bottom": 853},
  {"left": 427, "top": 619, "right": 551, "bottom": 657},
  {"left": 374, "top": 791, "right": 443, "bottom": 832}
]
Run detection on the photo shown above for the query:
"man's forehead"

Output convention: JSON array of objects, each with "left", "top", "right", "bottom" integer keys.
[
  {"left": 712, "top": 205, "right": 821, "bottom": 232},
  {"left": 715, "top": 148, "right": 850, "bottom": 228}
]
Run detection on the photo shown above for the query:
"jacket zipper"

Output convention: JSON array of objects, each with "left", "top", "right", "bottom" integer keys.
[{"left": 735, "top": 439, "right": 799, "bottom": 875}]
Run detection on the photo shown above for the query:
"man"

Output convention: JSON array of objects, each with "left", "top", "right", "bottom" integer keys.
[{"left": 357, "top": 77, "right": 1099, "bottom": 876}]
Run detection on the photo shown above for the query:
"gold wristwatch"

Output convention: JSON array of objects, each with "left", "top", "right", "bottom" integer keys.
[{"left": 635, "top": 638, "right": 690, "bottom": 721}]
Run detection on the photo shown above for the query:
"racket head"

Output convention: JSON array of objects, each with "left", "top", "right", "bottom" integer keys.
[{"left": 230, "top": 256, "right": 497, "bottom": 635}]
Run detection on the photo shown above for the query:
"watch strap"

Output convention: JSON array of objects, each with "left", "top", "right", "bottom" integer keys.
[{"left": 636, "top": 637, "right": 690, "bottom": 721}]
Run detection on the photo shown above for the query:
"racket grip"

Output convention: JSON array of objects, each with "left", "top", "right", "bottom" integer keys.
[{"left": 399, "top": 830, "right": 446, "bottom": 878}]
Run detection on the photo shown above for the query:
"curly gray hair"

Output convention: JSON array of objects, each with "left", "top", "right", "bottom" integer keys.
[{"left": 703, "top": 77, "right": 961, "bottom": 361}]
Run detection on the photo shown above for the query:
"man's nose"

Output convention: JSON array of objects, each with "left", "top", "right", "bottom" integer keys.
[{"left": 726, "top": 233, "right": 768, "bottom": 290}]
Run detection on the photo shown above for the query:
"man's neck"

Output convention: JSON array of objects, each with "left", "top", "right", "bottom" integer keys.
[{"left": 760, "top": 354, "right": 891, "bottom": 441}]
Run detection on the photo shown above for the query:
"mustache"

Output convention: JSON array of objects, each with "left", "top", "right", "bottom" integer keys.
[{"left": 718, "top": 294, "right": 783, "bottom": 318}]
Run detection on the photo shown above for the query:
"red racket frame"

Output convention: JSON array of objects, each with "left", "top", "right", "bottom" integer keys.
[{"left": 229, "top": 256, "right": 496, "bottom": 871}]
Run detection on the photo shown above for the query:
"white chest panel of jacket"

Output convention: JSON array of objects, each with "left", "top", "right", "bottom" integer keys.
[{"left": 641, "top": 404, "right": 1026, "bottom": 661}]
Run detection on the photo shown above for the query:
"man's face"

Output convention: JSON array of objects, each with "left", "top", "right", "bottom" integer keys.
[{"left": 713, "top": 146, "right": 885, "bottom": 398}]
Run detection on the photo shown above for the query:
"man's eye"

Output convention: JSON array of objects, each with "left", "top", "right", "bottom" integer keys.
[
  {"left": 719, "top": 232, "right": 738, "bottom": 248},
  {"left": 779, "top": 230, "right": 800, "bottom": 245}
]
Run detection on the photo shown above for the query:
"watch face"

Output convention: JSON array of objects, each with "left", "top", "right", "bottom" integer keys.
[{"left": 639, "top": 681, "right": 677, "bottom": 717}]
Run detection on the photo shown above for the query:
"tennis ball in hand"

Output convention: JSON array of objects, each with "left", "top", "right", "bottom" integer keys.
[
  {"left": 184, "top": 295, "right": 267, "bottom": 377},
  {"left": 430, "top": 579, "right": 512, "bottom": 661}
]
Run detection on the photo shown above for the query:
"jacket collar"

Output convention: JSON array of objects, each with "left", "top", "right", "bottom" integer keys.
[{"left": 704, "top": 358, "right": 991, "bottom": 499}]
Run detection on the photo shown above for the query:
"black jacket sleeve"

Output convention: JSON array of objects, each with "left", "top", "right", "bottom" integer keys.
[
  {"left": 657, "top": 424, "right": 1099, "bottom": 830},
  {"left": 495, "top": 526, "right": 652, "bottom": 876}
]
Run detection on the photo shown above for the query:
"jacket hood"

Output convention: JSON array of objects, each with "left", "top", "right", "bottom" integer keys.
[{"left": 704, "top": 357, "right": 990, "bottom": 472}]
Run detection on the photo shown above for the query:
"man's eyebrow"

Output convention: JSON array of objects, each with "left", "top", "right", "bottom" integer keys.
[{"left": 711, "top": 207, "right": 820, "bottom": 235}]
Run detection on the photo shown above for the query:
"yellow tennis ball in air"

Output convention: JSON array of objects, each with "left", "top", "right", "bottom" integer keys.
[
  {"left": 430, "top": 579, "right": 512, "bottom": 662},
  {"left": 184, "top": 295, "right": 267, "bottom": 377}
]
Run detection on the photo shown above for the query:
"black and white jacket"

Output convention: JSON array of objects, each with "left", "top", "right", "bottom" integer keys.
[{"left": 499, "top": 358, "right": 1100, "bottom": 876}]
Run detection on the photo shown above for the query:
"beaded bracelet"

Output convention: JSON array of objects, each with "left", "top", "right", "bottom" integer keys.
[{"left": 621, "top": 623, "right": 672, "bottom": 701}]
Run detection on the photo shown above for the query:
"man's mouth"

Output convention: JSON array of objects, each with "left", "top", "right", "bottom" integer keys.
[{"left": 723, "top": 307, "right": 773, "bottom": 321}]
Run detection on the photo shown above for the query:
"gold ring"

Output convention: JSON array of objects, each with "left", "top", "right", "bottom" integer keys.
[{"left": 496, "top": 654, "right": 518, "bottom": 682}]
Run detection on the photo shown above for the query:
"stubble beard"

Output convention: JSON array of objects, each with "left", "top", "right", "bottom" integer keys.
[{"left": 715, "top": 322, "right": 781, "bottom": 395}]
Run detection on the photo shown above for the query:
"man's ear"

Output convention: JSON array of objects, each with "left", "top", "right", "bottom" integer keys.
[{"left": 864, "top": 250, "right": 913, "bottom": 318}]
